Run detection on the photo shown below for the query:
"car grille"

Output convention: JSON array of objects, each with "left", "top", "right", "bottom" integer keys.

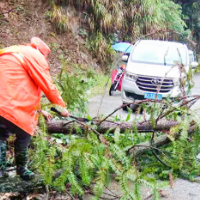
[{"left": 136, "top": 76, "right": 174, "bottom": 93}]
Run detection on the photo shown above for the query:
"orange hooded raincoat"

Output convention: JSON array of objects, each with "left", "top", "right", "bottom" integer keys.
[{"left": 0, "top": 38, "right": 65, "bottom": 136}]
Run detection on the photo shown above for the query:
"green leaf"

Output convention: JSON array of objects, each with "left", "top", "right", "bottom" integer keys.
[
  {"left": 126, "top": 113, "right": 131, "bottom": 122},
  {"left": 87, "top": 115, "right": 92, "bottom": 120},
  {"left": 114, "top": 127, "right": 120, "bottom": 144}
]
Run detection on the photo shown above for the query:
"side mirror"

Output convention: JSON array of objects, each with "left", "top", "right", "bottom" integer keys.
[
  {"left": 122, "top": 55, "right": 128, "bottom": 62},
  {"left": 190, "top": 61, "right": 199, "bottom": 69}
]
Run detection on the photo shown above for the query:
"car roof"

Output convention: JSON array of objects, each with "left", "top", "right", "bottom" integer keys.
[{"left": 137, "top": 40, "right": 186, "bottom": 48}]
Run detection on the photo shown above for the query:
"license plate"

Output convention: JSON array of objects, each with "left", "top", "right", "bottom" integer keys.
[{"left": 144, "top": 92, "right": 162, "bottom": 100}]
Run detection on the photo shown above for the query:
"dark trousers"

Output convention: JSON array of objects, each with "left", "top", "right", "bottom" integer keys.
[{"left": 0, "top": 116, "right": 31, "bottom": 150}]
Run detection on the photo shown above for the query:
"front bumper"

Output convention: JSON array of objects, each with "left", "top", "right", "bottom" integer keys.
[{"left": 121, "top": 78, "right": 182, "bottom": 104}]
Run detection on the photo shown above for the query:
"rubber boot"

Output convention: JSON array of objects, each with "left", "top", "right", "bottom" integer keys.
[
  {"left": 15, "top": 148, "right": 35, "bottom": 180},
  {"left": 0, "top": 140, "right": 8, "bottom": 178}
]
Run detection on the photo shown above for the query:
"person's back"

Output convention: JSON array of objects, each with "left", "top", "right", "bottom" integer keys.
[
  {"left": 0, "top": 45, "right": 43, "bottom": 134},
  {"left": 0, "top": 38, "right": 69, "bottom": 180},
  {"left": 0, "top": 44, "right": 65, "bottom": 135}
]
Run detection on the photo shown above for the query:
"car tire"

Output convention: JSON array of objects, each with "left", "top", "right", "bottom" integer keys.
[
  {"left": 130, "top": 104, "right": 138, "bottom": 113},
  {"left": 123, "top": 103, "right": 139, "bottom": 112},
  {"left": 122, "top": 103, "right": 129, "bottom": 111}
]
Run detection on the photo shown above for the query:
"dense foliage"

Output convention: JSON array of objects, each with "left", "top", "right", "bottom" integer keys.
[
  {"left": 52, "top": 0, "right": 187, "bottom": 38},
  {"left": 176, "top": 0, "right": 200, "bottom": 56},
  {"left": 30, "top": 95, "right": 200, "bottom": 199},
  {"left": 50, "top": 55, "right": 111, "bottom": 114},
  {"left": 56, "top": 60, "right": 94, "bottom": 113},
  {"left": 46, "top": 0, "right": 200, "bottom": 67}
]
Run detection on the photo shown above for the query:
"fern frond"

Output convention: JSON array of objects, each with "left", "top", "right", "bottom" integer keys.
[
  {"left": 79, "top": 156, "right": 93, "bottom": 186},
  {"left": 108, "top": 158, "right": 122, "bottom": 176},
  {"left": 119, "top": 171, "right": 135, "bottom": 200},
  {"left": 109, "top": 144, "right": 130, "bottom": 168},
  {"left": 93, "top": 159, "right": 110, "bottom": 197},
  {"left": 179, "top": 116, "right": 190, "bottom": 141},
  {"left": 114, "top": 127, "right": 121, "bottom": 144},
  {"left": 67, "top": 172, "right": 84, "bottom": 195}
]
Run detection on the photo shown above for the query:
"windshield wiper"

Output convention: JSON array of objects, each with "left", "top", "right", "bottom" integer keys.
[{"left": 164, "top": 47, "right": 169, "bottom": 66}]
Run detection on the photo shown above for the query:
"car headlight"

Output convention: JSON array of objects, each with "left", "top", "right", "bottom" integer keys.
[
  {"left": 173, "top": 78, "right": 180, "bottom": 86},
  {"left": 125, "top": 72, "right": 138, "bottom": 81}
]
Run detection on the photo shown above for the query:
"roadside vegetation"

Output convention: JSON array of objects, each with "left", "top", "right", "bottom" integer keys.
[
  {"left": 55, "top": 56, "right": 110, "bottom": 114},
  {"left": 47, "top": 0, "right": 199, "bottom": 68}
]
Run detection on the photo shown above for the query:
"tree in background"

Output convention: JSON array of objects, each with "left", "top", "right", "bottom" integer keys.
[
  {"left": 121, "top": 0, "right": 188, "bottom": 42},
  {"left": 49, "top": 0, "right": 189, "bottom": 66},
  {"left": 174, "top": 0, "right": 200, "bottom": 57},
  {"left": 49, "top": 0, "right": 200, "bottom": 66}
]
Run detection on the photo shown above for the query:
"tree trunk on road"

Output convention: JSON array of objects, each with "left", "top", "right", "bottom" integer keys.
[
  {"left": 46, "top": 119, "right": 180, "bottom": 134},
  {"left": 46, "top": 119, "right": 195, "bottom": 157}
]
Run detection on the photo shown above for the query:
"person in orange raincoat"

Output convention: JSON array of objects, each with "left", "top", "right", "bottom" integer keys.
[{"left": 0, "top": 37, "right": 69, "bottom": 180}]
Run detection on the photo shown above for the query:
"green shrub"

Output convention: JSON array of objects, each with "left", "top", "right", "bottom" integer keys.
[
  {"left": 45, "top": 2, "right": 69, "bottom": 34},
  {"left": 86, "top": 32, "right": 115, "bottom": 69},
  {"left": 56, "top": 58, "right": 96, "bottom": 113}
]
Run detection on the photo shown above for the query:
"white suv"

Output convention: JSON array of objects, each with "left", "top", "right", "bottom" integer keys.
[{"left": 121, "top": 40, "right": 198, "bottom": 106}]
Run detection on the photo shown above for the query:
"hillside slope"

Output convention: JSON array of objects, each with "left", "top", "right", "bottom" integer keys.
[{"left": 0, "top": 0, "right": 99, "bottom": 75}]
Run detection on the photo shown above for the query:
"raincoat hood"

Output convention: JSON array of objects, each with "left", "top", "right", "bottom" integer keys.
[{"left": 30, "top": 37, "right": 50, "bottom": 57}]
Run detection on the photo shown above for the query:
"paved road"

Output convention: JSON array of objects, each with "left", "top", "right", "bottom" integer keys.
[{"left": 88, "top": 73, "right": 200, "bottom": 200}]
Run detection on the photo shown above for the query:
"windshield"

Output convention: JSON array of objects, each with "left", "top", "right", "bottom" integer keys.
[{"left": 131, "top": 42, "right": 187, "bottom": 66}]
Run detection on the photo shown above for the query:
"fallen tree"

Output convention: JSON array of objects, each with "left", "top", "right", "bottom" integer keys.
[
  {"left": 1, "top": 96, "right": 200, "bottom": 194},
  {"left": 46, "top": 118, "right": 196, "bottom": 156},
  {"left": 0, "top": 119, "right": 196, "bottom": 193},
  {"left": 46, "top": 119, "right": 180, "bottom": 134}
]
